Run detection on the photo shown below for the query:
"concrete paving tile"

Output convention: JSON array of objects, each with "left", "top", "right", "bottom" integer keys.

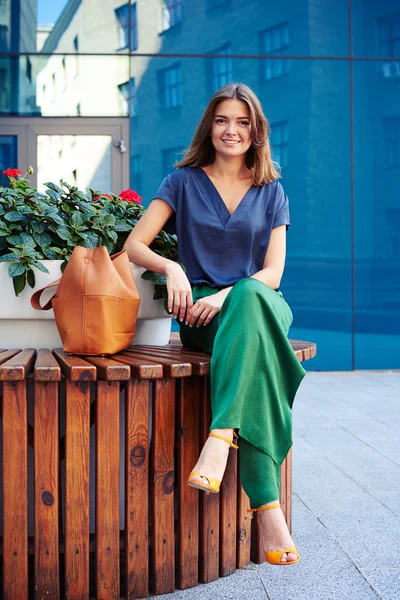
[
  {"left": 257, "top": 496, "right": 379, "bottom": 600},
  {"left": 359, "top": 566, "right": 400, "bottom": 600},
  {"left": 150, "top": 566, "right": 268, "bottom": 600}
]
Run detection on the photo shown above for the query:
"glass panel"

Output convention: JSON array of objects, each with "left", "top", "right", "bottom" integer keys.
[
  {"left": 353, "top": 61, "right": 400, "bottom": 369},
  {"left": 0, "top": 136, "right": 18, "bottom": 187},
  {"left": 353, "top": 1, "right": 400, "bottom": 58},
  {"left": 130, "top": 56, "right": 352, "bottom": 370},
  {"left": 0, "top": 55, "right": 129, "bottom": 116},
  {"left": 37, "top": 135, "right": 112, "bottom": 194}
]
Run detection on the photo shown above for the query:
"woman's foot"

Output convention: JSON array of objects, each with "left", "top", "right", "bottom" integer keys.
[
  {"left": 189, "top": 428, "right": 235, "bottom": 489},
  {"left": 256, "top": 500, "right": 299, "bottom": 563}
]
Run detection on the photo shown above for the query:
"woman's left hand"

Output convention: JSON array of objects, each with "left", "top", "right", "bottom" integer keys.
[{"left": 185, "top": 289, "right": 230, "bottom": 328}]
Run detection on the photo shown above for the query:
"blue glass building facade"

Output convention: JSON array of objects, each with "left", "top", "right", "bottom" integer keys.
[{"left": 0, "top": 0, "right": 399, "bottom": 370}]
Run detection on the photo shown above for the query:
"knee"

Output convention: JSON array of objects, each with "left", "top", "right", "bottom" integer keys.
[{"left": 228, "top": 278, "right": 276, "bottom": 307}]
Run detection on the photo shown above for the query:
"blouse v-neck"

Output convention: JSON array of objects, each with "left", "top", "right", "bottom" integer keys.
[{"left": 195, "top": 166, "right": 257, "bottom": 229}]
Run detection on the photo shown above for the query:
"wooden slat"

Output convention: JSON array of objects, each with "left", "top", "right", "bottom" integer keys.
[
  {"left": 125, "top": 380, "right": 149, "bottom": 600},
  {"left": 0, "top": 349, "right": 36, "bottom": 380},
  {"left": 131, "top": 346, "right": 210, "bottom": 376},
  {"left": 0, "top": 349, "right": 22, "bottom": 365},
  {"left": 198, "top": 376, "right": 220, "bottom": 583},
  {"left": 96, "top": 381, "right": 120, "bottom": 599},
  {"left": 64, "top": 380, "right": 90, "bottom": 599},
  {"left": 219, "top": 446, "right": 237, "bottom": 577},
  {"left": 236, "top": 480, "right": 251, "bottom": 568},
  {"left": 34, "top": 349, "right": 61, "bottom": 382},
  {"left": 151, "top": 379, "right": 176, "bottom": 596},
  {"left": 122, "top": 349, "right": 192, "bottom": 378},
  {"left": 280, "top": 449, "right": 293, "bottom": 533},
  {"left": 34, "top": 380, "right": 60, "bottom": 598},
  {"left": 2, "top": 380, "right": 28, "bottom": 599},
  {"left": 52, "top": 349, "right": 96, "bottom": 381},
  {"left": 110, "top": 353, "right": 163, "bottom": 379},
  {"left": 176, "top": 377, "right": 200, "bottom": 589},
  {"left": 80, "top": 355, "right": 130, "bottom": 381}
]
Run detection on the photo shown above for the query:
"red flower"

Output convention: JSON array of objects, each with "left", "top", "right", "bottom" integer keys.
[
  {"left": 119, "top": 189, "right": 142, "bottom": 204},
  {"left": 93, "top": 193, "right": 113, "bottom": 201},
  {"left": 2, "top": 168, "right": 22, "bottom": 177}
]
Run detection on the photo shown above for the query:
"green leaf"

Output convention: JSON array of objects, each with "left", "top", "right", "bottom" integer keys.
[
  {"left": 31, "top": 220, "right": 47, "bottom": 233},
  {"left": 141, "top": 270, "right": 167, "bottom": 286},
  {"left": 32, "top": 261, "right": 50, "bottom": 274},
  {"left": 21, "top": 247, "right": 37, "bottom": 259},
  {"left": 27, "top": 268, "right": 36, "bottom": 288},
  {"left": 57, "top": 228, "right": 72, "bottom": 241},
  {"left": 0, "top": 252, "right": 19, "bottom": 262},
  {"left": 101, "top": 213, "right": 116, "bottom": 227},
  {"left": 44, "top": 182, "right": 64, "bottom": 194},
  {"left": 4, "top": 211, "right": 25, "bottom": 222},
  {"left": 6, "top": 234, "right": 22, "bottom": 246},
  {"left": 83, "top": 233, "right": 99, "bottom": 248},
  {"left": 153, "top": 284, "right": 164, "bottom": 300},
  {"left": 114, "top": 223, "right": 133, "bottom": 232},
  {"left": 70, "top": 212, "right": 84, "bottom": 228},
  {"left": 20, "top": 232, "right": 35, "bottom": 246},
  {"left": 107, "top": 230, "right": 118, "bottom": 244},
  {"left": 33, "top": 231, "right": 52, "bottom": 246},
  {"left": 8, "top": 262, "right": 25, "bottom": 277},
  {"left": 12, "top": 272, "right": 26, "bottom": 296},
  {"left": 42, "top": 247, "right": 58, "bottom": 259},
  {"left": 45, "top": 188, "right": 60, "bottom": 201}
]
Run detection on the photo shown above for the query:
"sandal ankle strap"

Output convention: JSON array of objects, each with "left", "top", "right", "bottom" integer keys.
[
  {"left": 209, "top": 432, "right": 239, "bottom": 449},
  {"left": 247, "top": 502, "right": 281, "bottom": 513}
]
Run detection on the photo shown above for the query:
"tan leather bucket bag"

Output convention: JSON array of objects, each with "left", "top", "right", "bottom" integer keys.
[{"left": 31, "top": 246, "right": 140, "bottom": 355}]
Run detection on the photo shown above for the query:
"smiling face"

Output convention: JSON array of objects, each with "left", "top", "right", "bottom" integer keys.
[{"left": 210, "top": 99, "right": 253, "bottom": 160}]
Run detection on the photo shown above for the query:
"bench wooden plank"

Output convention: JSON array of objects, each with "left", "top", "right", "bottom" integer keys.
[
  {"left": 219, "top": 445, "right": 238, "bottom": 577},
  {"left": 132, "top": 346, "right": 210, "bottom": 376},
  {"left": 125, "top": 379, "right": 149, "bottom": 600},
  {"left": 34, "top": 349, "right": 62, "bottom": 382},
  {"left": 64, "top": 380, "right": 90, "bottom": 599},
  {"left": 79, "top": 355, "right": 130, "bottom": 381},
  {"left": 176, "top": 377, "right": 200, "bottom": 590},
  {"left": 96, "top": 381, "right": 120, "bottom": 599},
  {"left": 151, "top": 379, "right": 176, "bottom": 595},
  {"left": 2, "top": 380, "right": 28, "bottom": 599},
  {"left": 53, "top": 349, "right": 96, "bottom": 382},
  {"left": 198, "top": 376, "right": 220, "bottom": 584},
  {"left": 0, "top": 350, "right": 22, "bottom": 365},
  {"left": 0, "top": 349, "right": 36, "bottom": 381},
  {"left": 34, "top": 379, "right": 60, "bottom": 598},
  {"left": 236, "top": 474, "right": 251, "bottom": 569},
  {"left": 122, "top": 349, "right": 192, "bottom": 378},
  {"left": 110, "top": 353, "right": 163, "bottom": 379}
]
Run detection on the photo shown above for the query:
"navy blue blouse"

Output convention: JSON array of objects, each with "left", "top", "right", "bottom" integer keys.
[{"left": 152, "top": 166, "right": 290, "bottom": 288}]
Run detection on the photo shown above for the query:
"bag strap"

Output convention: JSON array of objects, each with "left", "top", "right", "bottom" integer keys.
[{"left": 30, "top": 279, "right": 61, "bottom": 310}]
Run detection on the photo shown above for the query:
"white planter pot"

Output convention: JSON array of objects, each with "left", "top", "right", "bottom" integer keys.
[{"left": 0, "top": 261, "right": 172, "bottom": 350}]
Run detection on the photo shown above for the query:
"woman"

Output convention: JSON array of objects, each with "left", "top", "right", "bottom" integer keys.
[{"left": 123, "top": 83, "right": 306, "bottom": 565}]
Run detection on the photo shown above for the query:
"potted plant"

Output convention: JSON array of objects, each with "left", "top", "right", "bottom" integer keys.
[{"left": 0, "top": 167, "right": 178, "bottom": 349}]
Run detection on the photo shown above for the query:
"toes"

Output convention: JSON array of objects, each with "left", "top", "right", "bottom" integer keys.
[{"left": 280, "top": 552, "right": 298, "bottom": 563}]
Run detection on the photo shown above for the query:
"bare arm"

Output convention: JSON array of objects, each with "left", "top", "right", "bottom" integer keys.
[
  {"left": 250, "top": 224, "right": 287, "bottom": 289},
  {"left": 122, "top": 199, "right": 193, "bottom": 320}
]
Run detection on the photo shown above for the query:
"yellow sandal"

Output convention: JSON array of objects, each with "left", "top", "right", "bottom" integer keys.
[
  {"left": 187, "top": 432, "right": 238, "bottom": 494},
  {"left": 248, "top": 502, "right": 300, "bottom": 565}
]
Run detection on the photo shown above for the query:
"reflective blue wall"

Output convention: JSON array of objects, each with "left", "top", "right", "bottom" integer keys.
[{"left": 1, "top": 0, "right": 399, "bottom": 370}]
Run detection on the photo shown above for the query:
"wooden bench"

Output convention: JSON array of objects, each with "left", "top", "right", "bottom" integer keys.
[{"left": 0, "top": 336, "right": 316, "bottom": 599}]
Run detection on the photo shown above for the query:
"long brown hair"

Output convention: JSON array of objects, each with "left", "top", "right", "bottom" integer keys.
[{"left": 174, "top": 83, "right": 280, "bottom": 186}]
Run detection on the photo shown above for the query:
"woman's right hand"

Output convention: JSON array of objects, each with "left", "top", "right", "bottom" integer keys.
[{"left": 165, "top": 262, "right": 193, "bottom": 322}]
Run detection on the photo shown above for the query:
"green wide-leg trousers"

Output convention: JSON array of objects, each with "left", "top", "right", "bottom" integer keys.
[{"left": 179, "top": 278, "right": 306, "bottom": 508}]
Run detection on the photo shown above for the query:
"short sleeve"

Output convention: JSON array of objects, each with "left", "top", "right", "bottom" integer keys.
[
  {"left": 272, "top": 182, "right": 290, "bottom": 230},
  {"left": 152, "top": 169, "right": 184, "bottom": 212}
]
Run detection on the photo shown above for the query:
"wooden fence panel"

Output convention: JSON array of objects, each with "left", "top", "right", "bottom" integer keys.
[
  {"left": 96, "top": 380, "right": 120, "bottom": 599},
  {"left": 151, "top": 378, "right": 176, "bottom": 596},
  {"left": 125, "top": 379, "right": 149, "bottom": 600},
  {"left": 176, "top": 377, "right": 200, "bottom": 589}
]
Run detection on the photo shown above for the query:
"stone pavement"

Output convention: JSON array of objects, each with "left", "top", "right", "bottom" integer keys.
[{"left": 153, "top": 371, "right": 400, "bottom": 600}]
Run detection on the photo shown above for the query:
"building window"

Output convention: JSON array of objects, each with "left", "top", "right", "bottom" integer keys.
[
  {"left": 131, "top": 154, "right": 142, "bottom": 193},
  {"left": 118, "top": 78, "right": 137, "bottom": 116},
  {"left": 270, "top": 121, "right": 288, "bottom": 170},
  {"left": 162, "top": 147, "right": 185, "bottom": 177},
  {"left": 209, "top": 43, "right": 233, "bottom": 92},
  {"left": 115, "top": 3, "right": 138, "bottom": 50},
  {"left": 162, "top": 0, "right": 183, "bottom": 31},
  {"left": 158, "top": 63, "right": 182, "bottom": 109},
  {"left": 260, "top": 23, "right": 290, "bottom": 81},
  {"left": 385, "top": 117, "right": 400, "bottom": 168},
  {"left": 26, "top": 57, "right": 32, "bottom": 83},
  {"left": 378, "top": 13, "right": 400, "bottom": 57}
]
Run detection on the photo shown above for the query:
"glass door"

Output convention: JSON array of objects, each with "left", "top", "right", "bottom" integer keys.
[{"left": 0, "top": 118, "right": 129, "bottom": 195}]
